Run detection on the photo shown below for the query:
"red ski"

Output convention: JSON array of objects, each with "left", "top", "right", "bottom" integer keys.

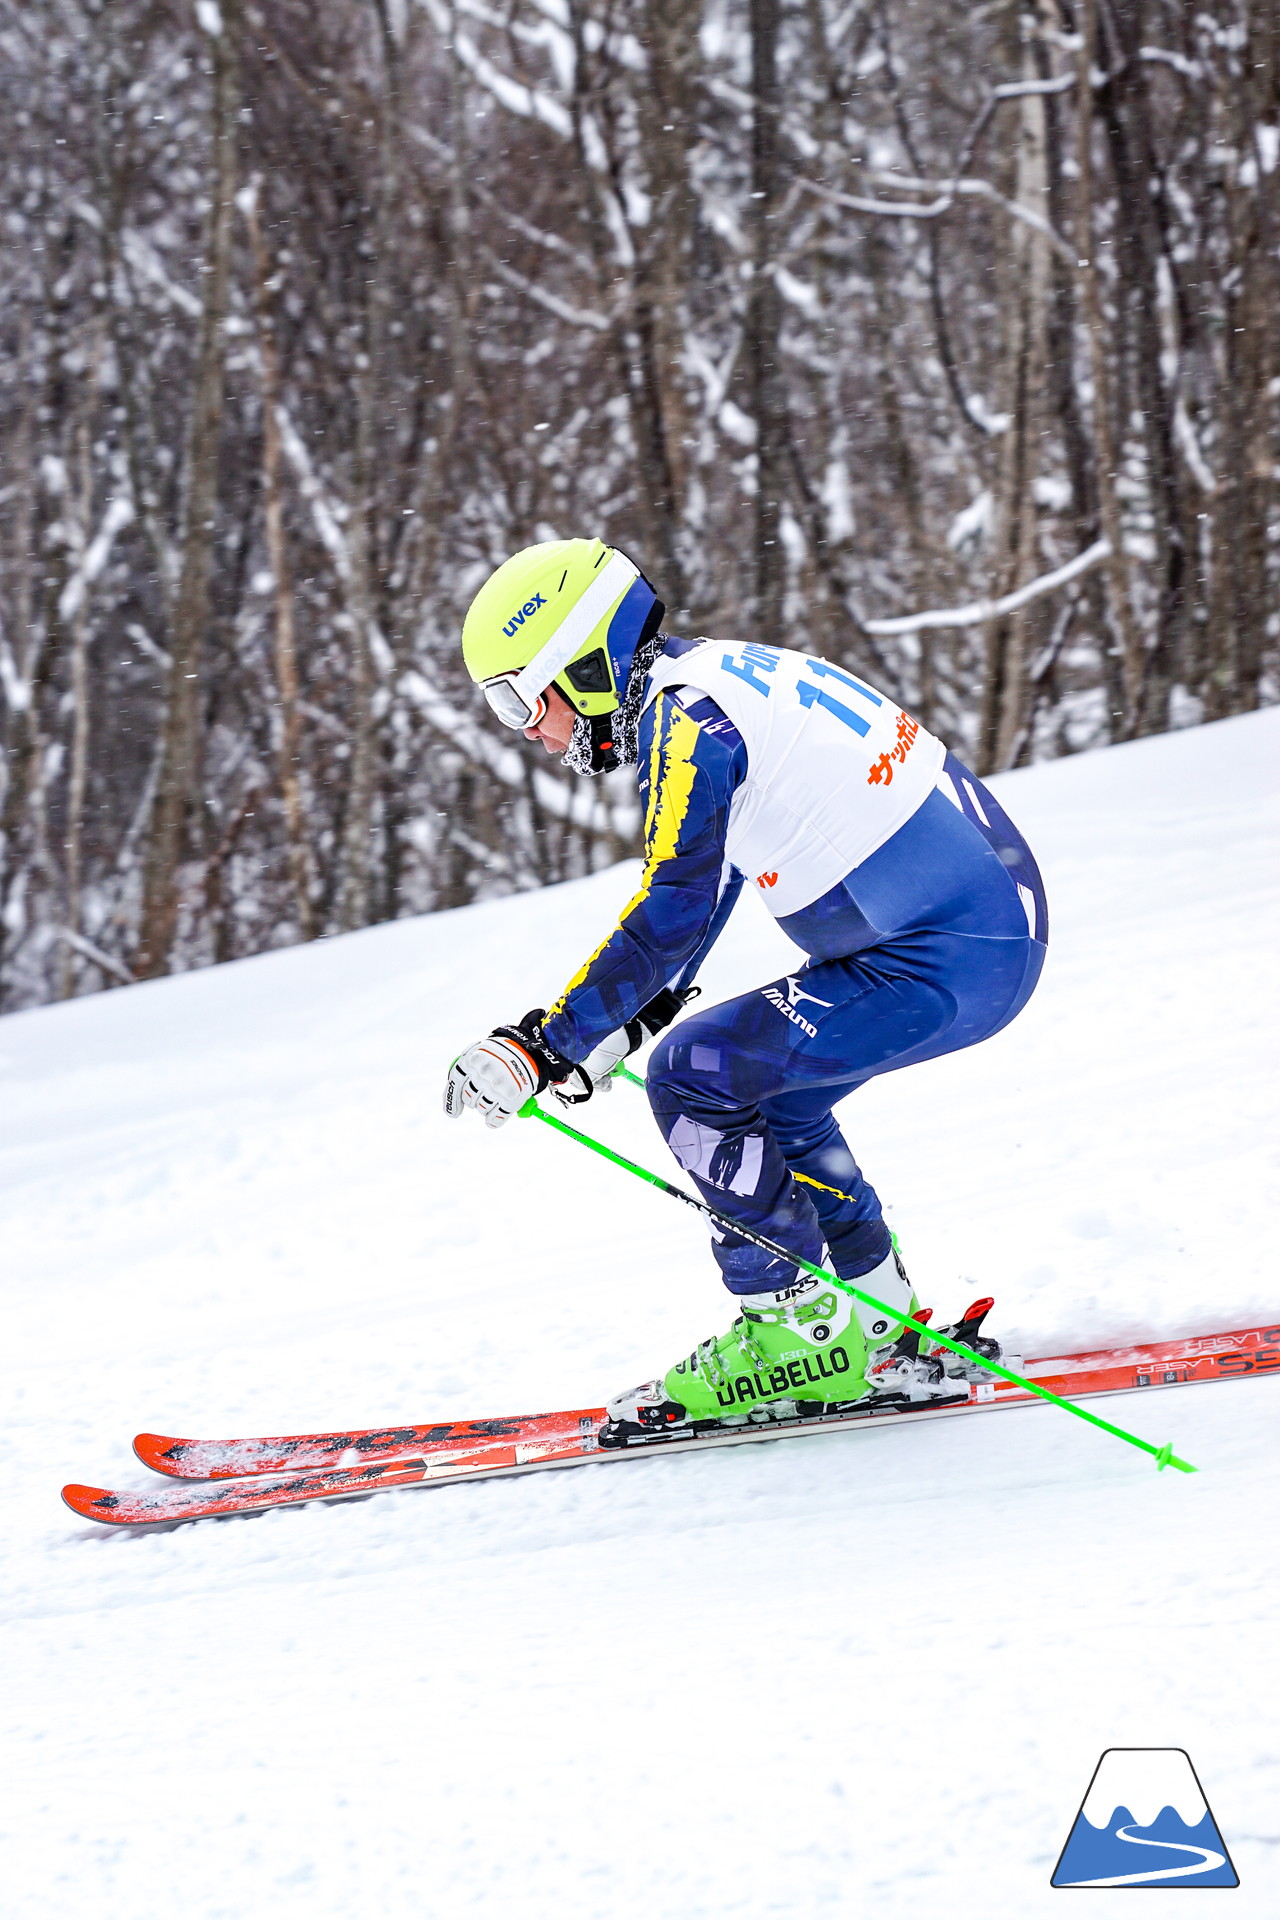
[
  {"left": 134, "top": 1416, "right": 544, "bottom": 1481},
  {"left": 62, "top": 1321, "right": 1278, "bottom": 1528},
  {"left": 132, "top": 1317, "right": 1280, "bottom": 1483}
]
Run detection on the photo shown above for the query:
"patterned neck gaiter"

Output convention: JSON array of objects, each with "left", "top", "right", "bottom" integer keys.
[{"left": 560, "top": 628, "right": 671, "bottom": 777}]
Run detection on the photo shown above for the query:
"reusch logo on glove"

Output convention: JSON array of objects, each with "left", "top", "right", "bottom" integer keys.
[{"left": 502, "top": 593, "right": 547, "bottom": 637}]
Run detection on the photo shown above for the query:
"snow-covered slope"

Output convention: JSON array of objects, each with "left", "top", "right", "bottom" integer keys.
[{"left": 2, "top": 710, "right": 1277, "bottom": 1918}]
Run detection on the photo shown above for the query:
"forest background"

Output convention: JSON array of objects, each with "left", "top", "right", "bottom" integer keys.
[{"left": 0, "top": 0, "right": 1275, "bottom": 1009}]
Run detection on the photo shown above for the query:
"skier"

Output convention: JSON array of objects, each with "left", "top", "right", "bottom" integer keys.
[{"left": 444, "top": 539, "right": 1047, "bottom": 1443}]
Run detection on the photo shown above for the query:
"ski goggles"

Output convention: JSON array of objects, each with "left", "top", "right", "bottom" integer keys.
[
  {"left": 479, "top": 550, "right": 638, "bottom": 729},
  {"left": 480, "top": 671, "right": 553, "bottom": 731}
]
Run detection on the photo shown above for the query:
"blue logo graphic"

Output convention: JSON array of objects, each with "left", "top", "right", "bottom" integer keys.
[{"left": 1052, "top": 1749, "right": 1238, "bottom": 1888}]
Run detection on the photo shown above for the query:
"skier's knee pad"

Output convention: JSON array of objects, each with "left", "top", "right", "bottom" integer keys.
[{"left": 644, "top": 1019, "right": 741, "bottom": 1131}]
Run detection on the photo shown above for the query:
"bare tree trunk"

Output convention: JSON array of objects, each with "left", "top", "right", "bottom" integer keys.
[
  {"left": 1215, "top": 4, "right": 1278, "bottom": 715},
  {"left": 747, "top": 0, "right": 786, "bottom": 636},
  {"left": 336, "top": 0, "right": 401, "bottom": 934},
  {"left": 203, "top": 782, "right": 262, "bottom": 964},
  {"left": 563, "top": 0, "right": 685, "bottom": 600},
  {"left": 135, "top": 0, "right": 241, "bottom": 977},
  {"left": 402, "top": 5, "right": 476, "bottom": 611},
  {"left": 1096, "top": 0, "right": 1187, "bottom": 733},
  {"left": 1074, "top": 0, "right": 1143, "bottom": 738},
  {"left": 241, "top": 177, "right": 314, "bottom": 940},
  {"left": 978, "top": 8, "right": 1052, "bottom": 773},
  {"left": 334, "top": 436, "right": 377, "bottom": 932},
  {"left": 862, "top": 226, "right": 936, "bottom": 694},
  {"left": 60, "top": 322, "right": 108, "bottom": 999},
  {"left": 1039, "top": 18, "right": 1116, "bottom": 734},
  {"left": 0, "top": 326, "right": 46, "bottom": 1010},
  {"left": 634, "top": 0, "right": 698, "bottom": 610},
  {"left": 3, "top": 294, "right": 71, "bottom": 1001},
  {"left": 61, "top": 590, "right": 91, "bottom": 1000}
]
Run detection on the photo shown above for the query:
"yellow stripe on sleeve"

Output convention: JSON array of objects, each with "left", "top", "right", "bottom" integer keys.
[{"left": 546, "top": 696, "right": 701, "bottom": 1020}]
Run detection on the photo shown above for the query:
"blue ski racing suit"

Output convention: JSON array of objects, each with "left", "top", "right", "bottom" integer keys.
[{"left": 541, "top": 637, "right": 1047, "bottom": 1295}]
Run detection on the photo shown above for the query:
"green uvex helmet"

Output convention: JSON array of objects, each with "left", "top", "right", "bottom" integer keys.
[{"left": 462, "top": 538, "right": 663, "bottom": 768}]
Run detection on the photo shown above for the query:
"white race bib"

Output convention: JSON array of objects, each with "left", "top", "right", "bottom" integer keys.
[{"left": 644, "top": 641, "right": 944, "bottom": 918}]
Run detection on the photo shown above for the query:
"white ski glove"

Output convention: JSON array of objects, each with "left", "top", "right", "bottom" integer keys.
[{"left": 443, "top": 1011, "right": 573, "bottom": 1129}]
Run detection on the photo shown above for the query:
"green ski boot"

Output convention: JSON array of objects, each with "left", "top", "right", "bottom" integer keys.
[{"left": 601, "top": 1245, "right": 957, "bottom": 1446}]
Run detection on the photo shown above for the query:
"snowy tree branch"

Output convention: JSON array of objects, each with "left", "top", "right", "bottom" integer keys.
[
  {"left": 54, "top": 925, "right": 134, "bottom": 985},
  {"left": 58, "top": 495, "right": 136, "bottom": 626},
  {"left": 799, "top": 174, "right": 1076, "bottom": 264},
  {"left": 863, "top": 540, "right": 1113, "bottom": 636}
]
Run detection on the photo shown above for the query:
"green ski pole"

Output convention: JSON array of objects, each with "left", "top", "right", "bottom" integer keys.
[{"left": 518, "top": 1093, "right": 1195, "bottom": 1474}]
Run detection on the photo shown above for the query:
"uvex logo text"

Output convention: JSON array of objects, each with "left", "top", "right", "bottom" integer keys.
[{"left": 503, "top": 593, "right": 547, "bottom": 638}]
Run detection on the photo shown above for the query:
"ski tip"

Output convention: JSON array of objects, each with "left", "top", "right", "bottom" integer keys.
[
  {"left": 62, "top": 1483, "right": 125, "bottom": 1522},
  {"left": 133, "top": 1433, "right": 190, "bottom": 1475}
]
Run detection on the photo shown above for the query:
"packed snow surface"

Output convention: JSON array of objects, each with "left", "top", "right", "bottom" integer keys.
[{"left": 2, "top": 710, "right": 1278, "bottom": 1918}]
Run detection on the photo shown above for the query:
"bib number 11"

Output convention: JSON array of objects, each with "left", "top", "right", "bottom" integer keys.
[{"left": 795, "top": 659, "right": 884, "bottom": 738}]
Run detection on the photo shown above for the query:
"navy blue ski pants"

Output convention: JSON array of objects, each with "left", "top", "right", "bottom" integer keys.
[{"left": 645, "top": 758, "right": 1047, "bottom": 1293}]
